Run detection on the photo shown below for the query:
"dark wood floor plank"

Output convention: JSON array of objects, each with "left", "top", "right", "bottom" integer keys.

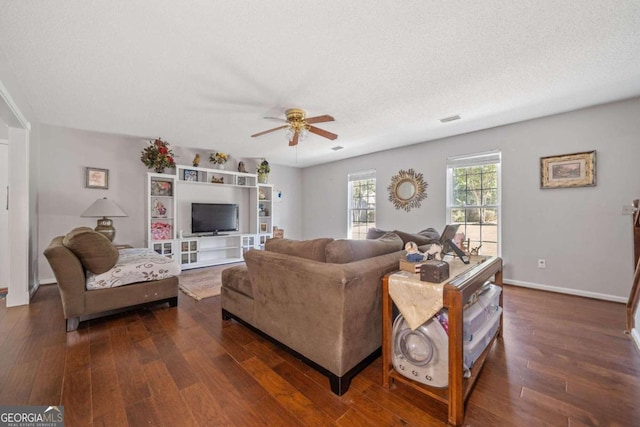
[
  {"left": 182, "top": 349, "right": 266, "bottom": 426},
  {"left": 180, "top": 382, "right": 235, "bottom": 427},
  {"left": 28, "top": 342, "right": 66, "bottom": 405},
  {"left": 110, "top": 325, "right": 151, "bottom": 404},
  {"left": 241, "top": 356, "right": 337, "bottom": 427},
  {"left": 272, "top": 359, "right": 351, "bottom": 421},
  {"left": 249, "top": 394, "right": 308, "bottom": 427},
  {"left": 125, "top": 398, "right": 163, "bottom": 427},
  {"left": 60, "top": 367, "right": 92, "bottom": 427}
]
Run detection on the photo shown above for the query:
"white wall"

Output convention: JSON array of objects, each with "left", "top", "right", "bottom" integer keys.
[
  {"left": 37, "top": 125, "right": 303, "bottom": 281},
  {"left": 302, "top": 97, "right": 640, "bottom": 301},
  {"left": 265, "top": 164, "right": 302, "bottom": 240},
  {"left": 38, "top": 125, "right": 148, "bottom": 281}
]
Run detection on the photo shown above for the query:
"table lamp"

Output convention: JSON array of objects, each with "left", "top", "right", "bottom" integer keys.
[{"left": 81, "top": 197, "right": 128, "bottom": 242}]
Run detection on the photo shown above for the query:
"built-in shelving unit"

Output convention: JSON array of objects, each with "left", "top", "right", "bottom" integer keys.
[
  {"left": 146, "top": 164, "right": 276, "bottom": 269},
  {"left": 257, "top": 184, "right": 274, "bottom": 249},
  {"left": 146, "top": 173, "right": 178, "bottom": 258},
  {"left": 175, "top": 164, "right": 257, "bottom": 188}
]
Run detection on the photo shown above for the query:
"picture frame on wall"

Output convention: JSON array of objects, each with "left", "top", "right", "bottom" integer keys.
[
  {"left": 85, "top": 167, "right": 109, "bottom": 189},
  {"left": 540, "top": 150, "right": 596, "bottom": 189},
  {"left": 183, "top": 169, "right": 198, "bottom": 182}
]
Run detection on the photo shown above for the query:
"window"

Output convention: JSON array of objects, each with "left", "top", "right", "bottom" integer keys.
[
  {"left": 348, "top": 170, "right": 376, "bottom": 240},
  {"left": 446, "top": 151, "right": 501, "bottom": 256}
]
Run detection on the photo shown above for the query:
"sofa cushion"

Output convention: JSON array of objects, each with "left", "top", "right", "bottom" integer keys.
[
  {"left": 325, "top": 232, "right": 403, "bottom": 264},
  {"left": 265, "top": 237, "right": 334, "bottom": 262},
  {"left": 62, "top": 228, "right": 119, "bottom": 274},
  {"left": 222, "top": 265, "right": 253, "bottom": 298},
  {"left": 86, "top": 248, "right": 181, "bottom": 290}
]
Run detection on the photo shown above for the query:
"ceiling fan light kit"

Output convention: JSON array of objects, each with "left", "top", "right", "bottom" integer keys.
[{"left": 251, "top": 108, "right": 338, "bottom": 146}]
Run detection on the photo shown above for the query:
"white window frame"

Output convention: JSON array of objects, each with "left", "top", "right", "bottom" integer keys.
[
  {"left": 446, "top": 150, "right": 502, "bottom": 256},
  {"left": 348, "top": 170, "right": 376, "bottom": 240}
]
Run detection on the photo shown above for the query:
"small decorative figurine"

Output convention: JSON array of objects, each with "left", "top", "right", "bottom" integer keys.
[
  {"left": 470, "top": 244, "right": 482, "bottom": 256},
  {"left": 425, "top": 243, "right": 443, "bottom": 261},
  {"left": 237, "top": 161, "right": 247, "bottom": 173},
  {"left": 193, "top": 154, "right": 201, "bottom": 167},
  {"left": 405, "top": 242, "right": 426, "bottom": 262},
  {"left": 152, "top": 199, "right": 167, "bottom": 218}
]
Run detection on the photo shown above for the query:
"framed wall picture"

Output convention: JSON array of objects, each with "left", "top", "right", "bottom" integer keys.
[
  {"left": 260, "top": 222, "right": 268, "bottom": 233},
  {"left": 540, "top": 150, "right": 596, "bottom": 189},
  {"left": 85, "top": 167, "right": 109, "bottom": 189},
  {"left": 183, "top": 169, "right": 198, "bottom": 182}
]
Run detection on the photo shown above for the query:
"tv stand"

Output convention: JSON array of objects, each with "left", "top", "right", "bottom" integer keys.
[{"left": 179, "top": 234, "right": 255, "bottom": 269}]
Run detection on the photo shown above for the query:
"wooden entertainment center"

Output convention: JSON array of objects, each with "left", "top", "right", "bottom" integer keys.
[
  {"left": 382, "top": 256, "right": 503, "bottom": 426},
  {"left": 145, "top": 164, "right": 275, "bottom": 269}
]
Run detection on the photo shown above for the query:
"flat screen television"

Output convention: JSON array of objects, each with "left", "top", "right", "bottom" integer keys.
[{"left": 191, "top": 203, "right": 239, "bottom": 235}]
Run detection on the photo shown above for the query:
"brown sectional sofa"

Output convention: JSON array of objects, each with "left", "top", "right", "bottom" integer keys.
[
  {"left": 221, "top": 229, "right": 440, "bottom": 395},
  {"left": 44, "top": 228, "right": 179, "bottom": 331}
]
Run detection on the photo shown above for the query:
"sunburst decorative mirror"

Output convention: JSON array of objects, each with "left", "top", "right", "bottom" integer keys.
[{"left": 387, "top": 168, "right": 428, "bottom": 212}]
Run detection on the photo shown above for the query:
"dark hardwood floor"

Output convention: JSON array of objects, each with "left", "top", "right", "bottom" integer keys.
[{"left": 1, "top": 283, "right": 639, "bottom": 426}]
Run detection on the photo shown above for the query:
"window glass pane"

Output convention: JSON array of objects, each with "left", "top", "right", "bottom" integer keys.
[
  {"left": 447, "top": 152, "right": 500, "bottom": 256},
  {"left": 482, "top": 189, "right": 497, "bottom": 205},
  {"left": 479, "top": 242, "right": 497, "bottom": 256},
  {"left": 451, "top": 208, "right": 466, "bottom": 223},
  {"left": 482, "top": 172, "right": 497, "bottom": 190},
  {"left": 482, "top": 208, "right": 498, "bottom": 224},
  {"left": 349, "top": 176, "right": 376, "bottom": 240}
]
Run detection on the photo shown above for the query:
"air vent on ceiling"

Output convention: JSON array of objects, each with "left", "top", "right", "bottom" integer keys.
[
  {"left": 331, "top": 146, "right": 344, "bottom": 151},
  {"left": 440, "top": 114, "right": 461, "bottom": 123}
]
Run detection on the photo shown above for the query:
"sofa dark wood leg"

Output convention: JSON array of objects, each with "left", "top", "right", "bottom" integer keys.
[
  {"left": 329, "top": 374, "right": 351, "bottom": 396},
  {"left": 168, "top": 297, "right": 178, "bottom": 307},
  {"left": 221, "top": 309, "right": 232, "bottom": 321},
  {"left": 66, "top": 317, "right": 80, "bottom": 332}
]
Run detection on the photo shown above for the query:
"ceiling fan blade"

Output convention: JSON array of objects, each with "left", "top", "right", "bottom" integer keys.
[
  {"left": 289, "top": 130, "right": 299, "bottom": 146},
  {"left": 264, "top": 116, "right": 288, "bottom": 123},
  {"left": 308, "top": 125, "right": 338, "bottom": 140},
  {"left": 251, "top": 125, "right": 288, "bottom": 138},
  {"left": 305, "top": 114, "right": 335, "bottom": 124}
]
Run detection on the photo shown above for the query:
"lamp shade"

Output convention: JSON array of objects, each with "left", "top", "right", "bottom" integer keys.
[
  {"left": 81, "top": 198, "right": 128, "bottom": 241},
  {"left": 81, "top": 197, "right": 128, "bottom": 218}
]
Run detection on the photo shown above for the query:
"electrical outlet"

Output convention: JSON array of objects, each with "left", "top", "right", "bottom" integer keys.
[{"left": 538, "top": 259, "right": 546, "bottom": 269}]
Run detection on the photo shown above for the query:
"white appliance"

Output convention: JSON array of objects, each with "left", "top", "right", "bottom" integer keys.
[{"left": 391, "top": 284, "right": 502, "bottom": 388}]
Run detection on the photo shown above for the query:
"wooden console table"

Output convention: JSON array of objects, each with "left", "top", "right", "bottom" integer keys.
[{"left": 382, "top": 256, "right": 503, "bottom": 426}]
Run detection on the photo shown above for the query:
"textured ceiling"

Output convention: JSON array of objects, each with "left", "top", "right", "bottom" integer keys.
[{"left": 1, "top": 1, "right": 639, "bottom": 168}]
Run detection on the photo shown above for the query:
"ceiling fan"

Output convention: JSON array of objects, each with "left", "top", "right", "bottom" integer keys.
[{"left": 251, "top": 108, "right": 338, "bottom": 146}]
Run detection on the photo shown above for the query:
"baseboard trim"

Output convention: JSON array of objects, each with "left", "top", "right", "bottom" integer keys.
[
  {"left": 504, "top": 278, "right": 627, "bottom": 303},
  {"left": 39, "top": 278, "right": 57, "bottom": 285}
]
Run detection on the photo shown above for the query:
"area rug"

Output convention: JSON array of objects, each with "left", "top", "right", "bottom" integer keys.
[{"left": 178, "top": 262, "right": 244, "bottom": 301}]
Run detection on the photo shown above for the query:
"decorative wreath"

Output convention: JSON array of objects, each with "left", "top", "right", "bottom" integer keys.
[{"left": 387, "top": 168, "right": 428, "bottom": 212}]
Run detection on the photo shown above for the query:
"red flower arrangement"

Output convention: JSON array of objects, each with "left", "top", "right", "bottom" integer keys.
[{"left": 141, "top": 138, "right": 176, "bottom": 172}]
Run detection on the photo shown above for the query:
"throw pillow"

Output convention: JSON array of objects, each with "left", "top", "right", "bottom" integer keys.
[
  {"left": 265, "top": 238, "right": 334, "bottom": 262},
  {"left": 325, "top": 232, "right": 403, "bottom": 264},
  {"left": 365, "top": 227, "right": 387, "bottom": 240},
  {"left": 62, "top": 228, "right": 119, "bottom": 274},
  {"left": 393, "top": 230, "right": 440, "bottom": 246}
]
